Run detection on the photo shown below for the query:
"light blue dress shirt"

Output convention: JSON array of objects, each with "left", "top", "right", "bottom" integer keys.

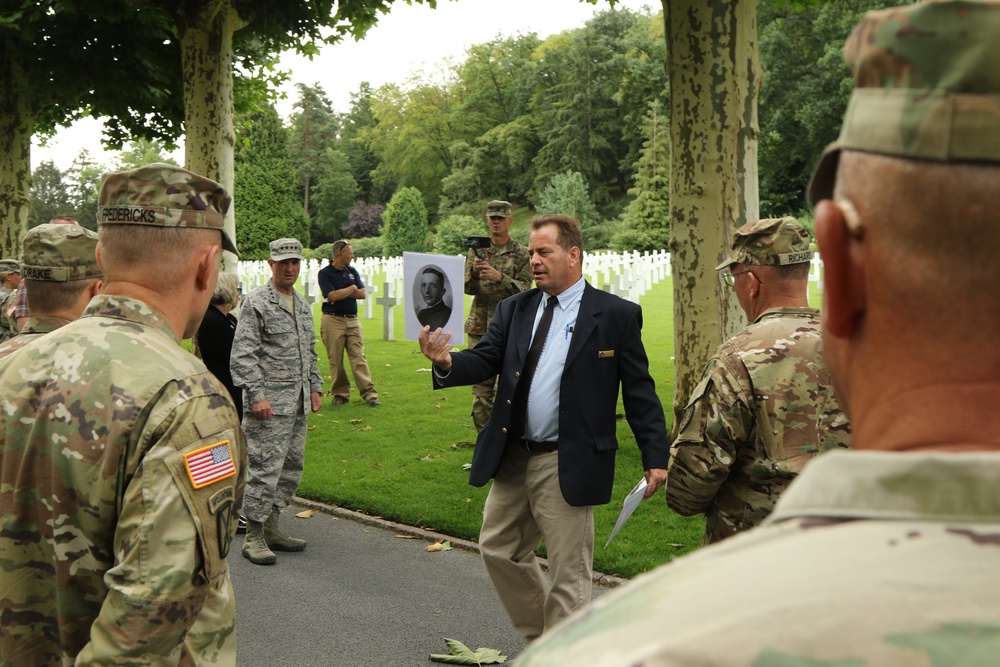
[{"left": 525, "top": 276, "right": 586, "bottom": 443}]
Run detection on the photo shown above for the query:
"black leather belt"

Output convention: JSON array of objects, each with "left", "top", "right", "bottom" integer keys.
[
  {"left": 520, "top": 438, "right": 558, "bottom": 454},
  {"left": 328, "top": 313, "right": 356, "bottom": 318}
]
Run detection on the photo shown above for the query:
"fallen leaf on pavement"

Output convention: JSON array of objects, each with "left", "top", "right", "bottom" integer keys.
[
  {"left": 295, "top": 510, "right": 314, "bottom": 519},
  {"left": 429, "top": 637, "right": 506, "bottom": 664},
  {"left": 395, "top": 534, "right": 417, "bottom": 539},
  {"left": 426, "top": 540, "right": 453, "bottom": 553}
]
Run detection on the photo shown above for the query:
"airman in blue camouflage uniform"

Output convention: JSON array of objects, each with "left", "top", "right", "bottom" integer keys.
[
  {"left": 463, "top": 200, "right": 531, "bottom": 431},
  {"left": 666, "top": 217, "right": 851, "bottom": 544},
  {"left": 516, "top": 2, "right": 1000, "bottom": 664},
  {"left": 0, "top": 163, "right": 244, "bottom": 665},
  {"left": 0, "top": 223, "right": 103, "bottom": 360},
  {"left": 231, "top": 237, "right": 324, "bottom": 565}
]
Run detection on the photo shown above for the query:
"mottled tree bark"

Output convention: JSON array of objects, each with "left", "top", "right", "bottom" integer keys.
[
  {"left": 180, "top": 1, "right": 245, "bottom": 271},
  {"left": 664, "top": 0, "right": 761, "bottom": 436},
  {"left": 0, "top": 47, "right": 34, "bottom": 256}
]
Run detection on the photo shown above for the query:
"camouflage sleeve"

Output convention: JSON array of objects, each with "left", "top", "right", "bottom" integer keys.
[
  {"left": 76, "top": 380, "right": 243, "bottom": 662},
  {"left": 475, "top": 247, "right": 532, "bottom": 301},
  {"left": 464, "top": 250, "right": 478, "bottom": 296},
  {"left": 665, "top": 357, "right": 753, "bottom": 516},
  {"left": 502, "top": 249, "right": 532, "bottom": 297},
  {"left": 307, "top": 303, "right": 323, "bottom": 395},
  {"left": 230, "top": 296, "right": 266, "bottom": 406},
  {"left": 0, "top": 291, "right": 18, "bottom": 341}
]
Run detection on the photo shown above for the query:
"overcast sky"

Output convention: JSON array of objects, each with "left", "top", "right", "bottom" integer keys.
[{"left": 31, "top": 0, "right": 656, "bottom": 171}]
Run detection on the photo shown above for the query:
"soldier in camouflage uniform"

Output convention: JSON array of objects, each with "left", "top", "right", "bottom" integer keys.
[
  {"left": 231, "top": 237, "right": 324, "bottom": 565},
  {"left": 10, "top": 215, "right": 80, "bottom": 332},
  {"left": 0, "top": 259, "right": 21, "bottom": 342},
  {"left": 0, "top": 163, "right": 244, "bottom": 664},
  {"left": 516, "top": 2, "right": 1000, "bottom": 664},
  {"left": 0, "top": 223, "right": 103, "bottom": 360},
  {"left": 666, "top": 217, "right": 851, "bottom": 544},
  {"left": 463, "top": 200, "right": 531, "bottom": 431}
]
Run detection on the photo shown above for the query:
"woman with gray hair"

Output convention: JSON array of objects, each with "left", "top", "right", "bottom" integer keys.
[{"left": 197, "top": 271, "right": 243, "bottom": 420}]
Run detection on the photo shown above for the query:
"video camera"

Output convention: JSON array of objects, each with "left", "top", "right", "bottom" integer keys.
[{"left": 462, "top": 236, "right": 492, "bottom": 260}]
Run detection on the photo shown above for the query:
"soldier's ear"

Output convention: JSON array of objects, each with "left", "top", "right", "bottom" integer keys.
[
  {"left": 195, "top": 244, "right": 222, "bottom": 294},
  {"left": 815, "top": 199, "right": 866, "bottom": 338}
]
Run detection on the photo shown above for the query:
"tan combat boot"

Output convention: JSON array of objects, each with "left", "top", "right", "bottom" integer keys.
[
  {"left": 264, "top": 507, "right": 307, "bottom": 552},
  {"left": 242, "top": 519, "right": 277, "bottom": 565}
]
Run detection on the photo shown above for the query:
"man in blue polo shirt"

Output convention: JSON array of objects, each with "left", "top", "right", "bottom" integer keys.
[{"left": 318, "top": 240, "right": 380, "bottom": 407}]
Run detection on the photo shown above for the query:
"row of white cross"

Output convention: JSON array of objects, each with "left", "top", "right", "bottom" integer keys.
[{"left": 236, "top": 250, "right": 823, "bottom": 341}]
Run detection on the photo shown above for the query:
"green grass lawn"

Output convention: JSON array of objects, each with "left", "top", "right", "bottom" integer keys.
[{"left": 296, "top": 274, "right": 707, "bottom": 580}]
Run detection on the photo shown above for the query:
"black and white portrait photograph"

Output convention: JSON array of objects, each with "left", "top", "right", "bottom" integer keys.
[{"left": 403, "top": 253, "right": 465, "bottom": 342}]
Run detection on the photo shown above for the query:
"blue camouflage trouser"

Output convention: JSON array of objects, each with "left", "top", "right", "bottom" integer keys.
[{"left": 242, "top": 410, "right": 308, "bottom": 522}]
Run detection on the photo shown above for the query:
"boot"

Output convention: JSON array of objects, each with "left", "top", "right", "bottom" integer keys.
[
  {"left": 264, "top": 507, "right": 307, "bottom": 552},
  {"left": 242, "top": 520, "right": 276, "bottom": 565}
]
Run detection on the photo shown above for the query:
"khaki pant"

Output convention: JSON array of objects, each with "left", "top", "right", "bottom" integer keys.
[
  {"left": 321, "top": 314, "right": 377, "bottom": 402},
  {"left": 479, "top": 444, "right": 594, "bottom": 642},
  {"left": 467, "top": 334, "right": 498, "bottom": 431}
]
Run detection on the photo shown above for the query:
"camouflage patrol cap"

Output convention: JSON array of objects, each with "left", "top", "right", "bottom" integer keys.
[
  {"left": 0, "top": 259, "right": 19, "bottom": 275},
  {"left": 97, "top": 163, "right": 239, "bottom": 257},
  {"left": 269, "top": 238, "right": 304, "bottom": 262},
  {"left": 21, "top": 224, "right": 101, "bottom": 282},
  {"left": 486, "top": 200, "right": 512, "bottom": 218},
  {"left": 809, "top": 0, "right": 1000, "bottom": 205},
  {"left": 716, "top": 217, "right": 813, "bottom": 270}
]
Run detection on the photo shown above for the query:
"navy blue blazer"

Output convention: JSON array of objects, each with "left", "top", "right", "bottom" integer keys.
[{"left": 434, "top": 282, "right": 669, "bottom": 506}]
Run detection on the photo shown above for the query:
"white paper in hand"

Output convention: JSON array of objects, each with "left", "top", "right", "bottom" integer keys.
[{"left": 605, "top": 478, "right": 648, "bottom": 547}]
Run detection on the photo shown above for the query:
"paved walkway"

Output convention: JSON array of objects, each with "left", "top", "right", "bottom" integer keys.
[{"left": 228, "top": 498, "right": 617, "bottom": 666}]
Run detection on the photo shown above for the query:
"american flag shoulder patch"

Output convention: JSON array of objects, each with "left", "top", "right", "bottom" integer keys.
[{"left": 184, "top": 440, "right": 237, "bottom": 489}]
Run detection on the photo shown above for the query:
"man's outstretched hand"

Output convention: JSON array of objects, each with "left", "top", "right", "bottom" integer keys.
[{"left": 419, "top": 325, "right": 454, "bottom": 372}]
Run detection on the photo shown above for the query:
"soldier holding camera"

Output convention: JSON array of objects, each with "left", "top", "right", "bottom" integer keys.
[{"left": 463, "top": 200, "right": 531, "bottom": 432}]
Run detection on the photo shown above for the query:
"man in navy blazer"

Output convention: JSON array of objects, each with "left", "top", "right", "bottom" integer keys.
[{"left": 420, "top": 214, "right": 669, "bottom": 642}]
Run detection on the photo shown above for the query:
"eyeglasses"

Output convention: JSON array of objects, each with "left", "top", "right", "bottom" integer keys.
[{"left": 722, "top": 269, "right": 760, "bottom": 287}]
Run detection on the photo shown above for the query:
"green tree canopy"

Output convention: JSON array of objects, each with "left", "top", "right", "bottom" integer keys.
[
  {"left": 311, "top": 148, "right": 360, "bottom": 244},
  {"left": 614, "top": 99, "right": 671, "bottom": 252},
  {"left": 537, "top": 171, "right": 603, "bottom": 249},
  {"left": 287, "top": 82, "right": 340, "bottom": 221},
  {"left": 758, "top": 0, "right": 896, "bottom": 217},
  {"left": 28, "top": 161, "right": 73, "bottom": 230},
  {"left": 234, "top": 105, "right": 310, "bottom": 259}
]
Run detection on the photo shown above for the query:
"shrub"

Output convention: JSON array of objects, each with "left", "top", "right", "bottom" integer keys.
[
  {"left": 307, "top": 242, "right": 334, "bottom": 261},
  {"left": 383, "top": 187, "right": 428, "bottom": 256},
  {"left": 350, "top": 236, "right": 384, "bottom": 259},
  {"left": 343, "top": 200, "right": 385, "bottom": 238}
]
